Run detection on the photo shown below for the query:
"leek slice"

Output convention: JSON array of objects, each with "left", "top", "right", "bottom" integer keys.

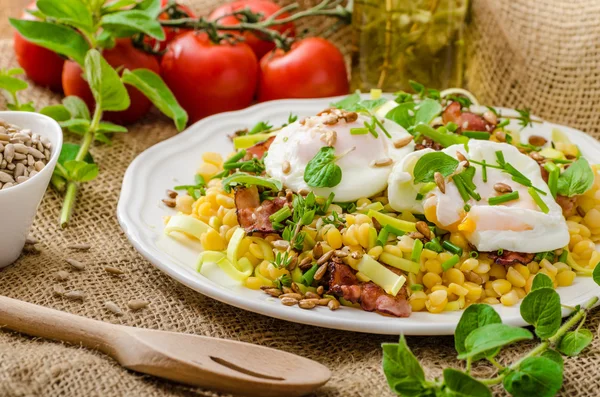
[
  {"left": 164, "top": 215, "right": 210, "bottom": 241},
  {"left": 249, "top": 237, "right": 275, "bottom": 262},
  {"left": 368, "top": 210, "right": 417, "bottom": 233},
  {"left": 357, "top": 254, "right": 406, "bottom": 296},
  {"left": 358, "top": 202, "right": 385, "bottom": 214},
  {"left": 233, "top": 131, "right": 278, "bottom": 149},
  {"left": 379, "top": 252, "right": 420, "bottom": 274},
  {"left": 196, "top": 251, "right": 226, "bottom": 272}
]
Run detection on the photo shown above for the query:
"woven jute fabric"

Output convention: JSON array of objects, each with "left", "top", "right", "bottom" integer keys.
[{"left": 0, "top": 0, "right": 599, "bottom": 396}]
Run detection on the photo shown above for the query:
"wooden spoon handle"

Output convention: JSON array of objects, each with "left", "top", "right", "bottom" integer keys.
[{"left": 0, "top": 295, "right": 118, "bottom": 353}]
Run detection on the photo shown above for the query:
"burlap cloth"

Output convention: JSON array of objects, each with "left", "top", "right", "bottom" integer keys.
[{"left": 0, "top": 0, "right": 599, "bottom": 396}]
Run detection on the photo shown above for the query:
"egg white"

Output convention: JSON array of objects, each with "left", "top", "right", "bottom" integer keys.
[{"left": 265, "top": 112, "right": 414, "bottom": 202}]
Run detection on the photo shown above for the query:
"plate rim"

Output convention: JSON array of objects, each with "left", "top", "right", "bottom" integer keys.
[{"left": 117, "top": 95, "right": 600, "bottom": 335}]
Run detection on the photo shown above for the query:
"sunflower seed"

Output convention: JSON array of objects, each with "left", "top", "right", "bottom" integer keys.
[
  {"left": 291, "top": 282, "right": 302, "bottom": 294},
  {"left": 312, "top": 242, "right": 323, "bottom": 259},
  {"left": 313, "top": 263, "right": 328, "bottom": 281},
  {"left": 299, "top": 299, "right": 318, "bottom": 309},
  {"left": 493, "top": 183, "right": 512, "bottom": 193},
  {"left": 53, "top": 285, "right": 65, "bottom": 296},
  {"left": 0, "top": 171, "right": 14, "bottom": 183},
  {"left": 316, "top": 250, "right": 334, "bottom": 265},
  {"left": 67, "top": 243, "right": 91, "bottom": 251},
  {"left": 494, "top": 130, "right": 506, "bottom": 142},
  {"left": 351, "top": 251, "right": 364, "bottom": 260},
  {"left": 280, "top": 297, "right": 298, "bottom": 306},
  {"left": 530, "top": 152, "right": 544, "bottom": 161},
  {"left": 299, "top": 257, "right": 314, "bottom": 270},
  {"left": 280, "top": 293, "right": 302, "bottom": 300},
  {"left": 105, "top": 301, "right": 123, "bottom": 316},
  {"left": 482, "top": 110, "right": 498, "bottom": 125},
  {"left": 434, "top": 172, "right": 446, "bottom": 194},
  {"left": 272, "top": 239, "right": 290, "bottom": 249},
  {"left": 528, "top": 135, "right": 547, "bottom": 147},
  {"left": 393, "top": 136, "right": 413, "bottom": 149},
  {"left": 264, "top": 288, "right": 282, "bottom": 297},
  {"left": 104, "top": 266, "right": 124, "bottom": 275},
  {"left": 282, "top": 160, "right": 291, "bottom": 174},
  {"left": 127, "top": 299, "right": 149, "bottom": 310},
  {"left": 55, "top": 271, "right": 69, "bottom": 281},
  {"left": 316, "top": 286, "right": 324, "bottom": 295},
  {"left": 66, "top": 258, "right": 85, "bottom": 270},
  {"left": 456, "top": 151, "right": 469, "bottom": 167},
  {"left": 415, "top": 221, "right": 431, "bottom": 240},
  {"left": 328, "top": 299, "right": 340, "bottom": 310},
  {"left": 166, "top": 189, "right": 178, "bottom": 199},
  {"left": 317, "top": 298, "right": 331, "bottom": 306},
  {"left": 162, "top": 198, "right": 176, "bottom": 208},
  {"left": 64, "top": 291, "right": 86, "bottom": 301},
  {"left": 305, "top": 291, "right": 320, "bottom": 300},
  {"left": 370, "top": 158, "right": 393, "bottom": 167}
]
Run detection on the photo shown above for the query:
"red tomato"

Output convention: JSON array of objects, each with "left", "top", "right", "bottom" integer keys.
[
  {"left": 257, "top": 38, "right": 349, "bottom": 102},
  {"left": 161, "top": 31, "right": 258, "bottom": 123},
  {"left": 145, "top": 0, "right": 196, "bottom": 54},
  {"left": 13, "top": 2, "right": 64, "bottom": 91},
  {"left": 209, "top": 0, "right": 295, "bottom": 60},
  {"left": 62, "top": 39, "right": 160, "bottom": 124}
]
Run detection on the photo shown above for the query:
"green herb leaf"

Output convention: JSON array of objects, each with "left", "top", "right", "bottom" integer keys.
[
  {"left": 454, "top": 304, "right": 501, "bottom": 359},
  {"left": 413, "top": 152, "right": 459, "bottom": 184},
  {"left": 593, "top": 262, "right": 600, "bottom": 286},
  {"left": 541, "top": 349, "right": 564, "bottom": 369},
  {"left": 414, "top": 98, "right": 442, "bottom": 127},
  {"left": 134, "top": 0, "right": 162, "bottom": 18},
  {"left": 409, "top": 80, "right": 425, "bottom": 96},
  {"left": 520, "top": 288, "right": 561, "bottom": 339},
  {"left": 97, "top": 121, "right": 128, "bottom": 133},
  {"left": 63, "top": 96, "right": 90, "bottom": 120},
  {"left": 386, "top": 102, "right": 415, "bottom": 130},
  {"left": 456, "top": 324, "right": 533, "bottom": 360},
  {"left": 503, "top": 356, "right": 563, "bottom": 397},
  {"left": 0, "top": 75, "right": 28, "bottom": 95},
  {"left": 121, "top": 68, "right": 188, "bottom": 131},
  {"left": 37, "top": 0, "right": 94, "bottom": 33},
  {"left": 557, "top": 328, "right": 593, "bottom": 356},
  {"left": 442, "top": 368, "right": 491, "bottom": 397},
  {"left": 222, "top": 172, "right": 282, "bottom": 193},
  {"left": 531, "top": 273, "right": 554, "bottom": 291},
  {"left": 414, "top": 124, "right": 469, "bottom": 148},
  {"left": 516, "top": 108, "right": 533, "bottom": 129},
  {"left": 101, "top": 0, "right": 140, "bottom": 14},
  {"left": 40, "top": 105, "right": 71, "bottom": 122},
  {"left": 101, "top": 10, "right": 165, "bottom": 40},
  {"left": 57, "top": 143, "right": 94, "bottom": 167},
  {"left": 557, "top": 158, "right": 595, "bottom": 197},
  {"left": 248, "top": 121, "right": 272, "bottom": 135},
  {"left": 9, "top": 19, "right": 90, "bottom": 66},
  {"left": 64, "top": 160, "right": 99, "bottom": 182},
  {"left": 85, "top": 49, "right": 130, "bottom": 112},
  {"left": 330, "top": 92, "right": 360, "bottom": 110},
  {"left": 382, "top": 335, "right": 431, "bottom": 397},
  {"left": 349, "top": 98, "right": 388, "bottom": 112},
  {"left": 60, "top": 118, "right": 91, "bottom": 134},
  {"left": 304, "top": 146, "right": 343, "bottom": 188}
]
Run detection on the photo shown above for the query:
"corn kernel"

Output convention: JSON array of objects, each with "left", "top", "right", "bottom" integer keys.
[
  {"left": 197, "top": 162, "right": 220, "bottom": 180},
  {"left": 556, "top": 270, "right": 576, "bottom": 286},
  {"left": 245, "top": 276, "right": 265, "bottom": 290},
  {"left": 423, "top": 272, "right": 442, "bottom": 289},
  {"left": 482, "top": 297, "right": 500, "bottom": 305},
  {"left": 514, "top": 287, "right": 526, "bottom": 299},
  {"left": 355, "top": 213, "right": 371, "bottom": 224},
  {"left": 208, "top": 216, "right": 221, "bottom": 230},
  {"left": 175, "top": 195, "right": 194, "bottom": 214},
  {"left": 463, "top": 282, "right": 483, "bottom": 300},
  {"left": 410, "top": 298, "right": 426, "bottom": 311},
  {"left": 326, "top": 228, "right": 343, "bottom": 249},
  {"left": 489, "top": 264, "right": 507, "bottom": 279},
  {"left": 492, "top": 279, "right": 512, "bottom": 295},
  {"left": 514, "top": 264, "right": 530, "bottom": 280},
  {"left": 201, "top": 228, "right": 226, "bottom": 251},
  {"left": 500, "top": 290, "right": 519, "bottom": 306},
  {"left": 438, "top": 252, "right": 454, "bottom": 263},
  {"left": 223, "top": 209, "right": 238, "bottom": 227},
  {"left": 428, "top": 289, "right": 448, "bottom": 306},
  {"left": 425, "top": 259, "right": 443, "bottom": 274},
  {"left": 445, "top": 268, "right": 465, "bottom": 285},
  {"left": 474, "top": 262, "right": 491, "bottom": 274},
  {"left": 357, "top": 223, "right": 372, "bottom": 248},
  {"left": 202, "top": 152, "right": 223, "bottom": 166},
  {"left": 249, "top": 243, "right": 264, "bottom": 260},
  {"left": 506, "top": 267, "right": 526, "bottom": 288},
  {"left": 527, "top": 261, "right": 540, "bottom": 274},
  {"left": 216, "top": 194, "right": 235, "bottom": 209},
  {"left": 460, "top": 258, "right": 479, "bottom": 272},
  {"left": 422, "top": 249, "right": 438, "bottom": 260},
  {"left": 448, "top": 283, "right": 469, "bottom": 296},
  {"left": 367, "top": 245, "right": 383, "bottom": 259}
]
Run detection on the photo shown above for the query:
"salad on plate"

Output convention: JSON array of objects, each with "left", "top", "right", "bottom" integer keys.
[{"left": 161, "top": 85, "right": 600, "bottom": 318}]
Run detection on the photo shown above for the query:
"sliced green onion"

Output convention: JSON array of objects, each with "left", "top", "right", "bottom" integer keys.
[
  {"left": 442, "top": 254, "right": 460, "bottom": 271},
  {"left": 350, "top": 127, "right": 369, "bottom": 135},
  {"left": 224, "top": 150, "right": 247, "bottom": 164},
  {"left": 528, "top": 187, "right": 549, "bottom": 214},
  {"left": 550, "top": 158, "right": 573, "bottom": 164},
  {"left": 302, "top": 264, "right": 319, "bottom": 286},
  {"left": 364, "top": 121, "right": 378, "bottom": 138},
  {"left": 269, "top": 206, "right": 292, "bottom": 224},
  {"left": 224, "top": 160, "right": 252, "bottom": 170},
  {"left": 489, "top": 191, "right": 519, "bottom": 205},
  {"left": 222, "top": 172, "right": 282, "bottom": 193},
  {"left": 376, "top": 227, "right": 389, "bottom": 247},
  {"left": 322, "top": 192, "right": 335, "bottom": 213},
  {"left": 495, "top": 151, "right": 506, "bottom": 166},
  {"left": 424, "top": 237, "right": 443, "bottom": 253},
  {"left": 442, "top": 240, "right": 463, "bottom": 256},
  {"left": 470, "top": 251, "right": 479, "bottom": 258},
  {"left": 481, "top": 160, "right": 487, "bottom": 182},
  {"left": 464, "top": 204, "right": 471, "bottom": 212},
  {"left": 497, "top": 249, "right": 504, "bottom": 256},
  {"left": 384, "top": 224, "right": 406, "bottom": 237},
  {"left": 410, "top": 284, "right": 424, "bottom": 291},
  {"left": 497, "top": 119, "right": 510, "bottom": 128},
  {"left": 446, "top": 122, "right": 458, "bottom": 132},
  {"left": 411, "top": 239, "right": 424, "bottom": 263},
  {"left": 453, "top": 176, "right": 470, "bottom": 202},
  {"left": 544, "top": 162, "right": 560, "bottom": 199},
  {"left": 419, "top": 182, "right": 438, "bottom": 195},
  {"left": 463, "top": 131, "right": 491, "bottom": 140},
  {"left": 558, "top": 249, "right": 568, "bottom": 263},
  {"left": 372, "top": 116, "right": 391, "bottom": 138},
  {"left": 415, "top": 193, "right": 424, "bottom": 200}
]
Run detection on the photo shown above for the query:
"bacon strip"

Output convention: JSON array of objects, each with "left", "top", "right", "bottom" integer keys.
[
  {"left": 234, "top": 185, "right": 289, "bottom": 234},
  {"left": 327, "top": 262, "right": 411, "bottom": 317},
  {"left": 245, "top": 136, "right": 275, "bottom": 160},
  {"left": 487, "top": 250, "right": 535, "bottom": 266},
  {"left": 442, "top": 101, "right": 494, "bottom": 132}
]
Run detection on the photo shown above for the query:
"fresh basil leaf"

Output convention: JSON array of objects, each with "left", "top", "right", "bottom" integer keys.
[
  {"left": 386, "top": 102, "right": 416, "bottom": 130},
  {"left": 557, "top": 328, "right": 593, "bottom": 356},
  {"left": 330, "top": 92, "right": 361, "bottom": 110},
  {"left": 9, "top": 19, "right": 89, "bottom": 66},
  {"left": 456, "top": 324, "right": 533, "bottom": 360},
  {"left": 64, "top": 160, "right": 99, "bottom": 182},
  {"left": 57, "top": 143, "right": 94, "bottom": 170},
  {"left": 594, "top": 262, "right": 600, "bottom": 286},
  {"left": 442, "top": 368, "right": 491, "bottom": 397},
  {"left": 520, "top": 288, "right": 561, "bottom": 339},
  {"left": 134, "top": 0, "right": 163, "bottom": 18},
  {"left": 40, "top": 104, "right": 71, "bottom": 122},
  {"left": 541, "top": 349, "right": 564, "bottom": 369},
  {"left": 503, "top": 357, "right": 563, "bottom": 397},
  {"left": 101, "top": 0, "right": 140, "bottom": 14},
  {"left": 414, "top": 98, "right": 442, "bottom": 127},
  {"left": 60, "top": 118, "right": 91, "bottom": 134},
  {"left": 97, "top": 121, "right": 127, "bottom": 133},
  {"left": 344, "top": 98, "right": 387, "bottom": 112},
  {"left": 382, "top": 335, "right": 433, "bottom": 397},
  {"left": 85, "top": 49, "right": 130, "bottom": 112},
  {"left": 37, "top": 0, "right": 94, "bottom": 33},
  {"left": 409, "top": 80, "right": 425, "bottom": 96},
  {"left": 413, "top": 152, "right": 459, "bottom": 184},
  {"left": 101, "top": 10, "right": 165, "bottom": 40},
  {"left": 454, "top": 304, "right": 501, "bottom": 359},
  {"left": 557, "top": 158, "right": 594, "bottom": 197},
  {"left": 63, "top": 96, "right": 90, "bottom": 120},
  {"left": 531, "top": 273, "right": 553, "bottom": 291},
  {"left": 304, "top": 146, "right": 342, "bottom": 188},
  {"left": 121, "top": 68, "right": 188, "bottom": 131},
  {"left": 0, "top": 75, "right": 28, "bottom": 95}
]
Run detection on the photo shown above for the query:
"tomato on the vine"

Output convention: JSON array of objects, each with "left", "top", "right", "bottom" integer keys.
[
  {"left": 144, "top": 0, "right": 196, "bottom": 55},
  {"left": 209, "top": 0, "right": 296, "bottom": 60},
  {"left": 62, "top": 39, "right": 160, "bottom": 124},
  {"left": 257, "top": 37, "right": 349, "bottom": 102},
  {"left": 13, "top": 1, "right": 64, "bottom": 91},
  {"left": 160, "top": 31, "right": 258, "bottom": 123}
]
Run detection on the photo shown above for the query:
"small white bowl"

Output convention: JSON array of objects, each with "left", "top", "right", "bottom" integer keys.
[{"left": 0, "top": 111, "right": 62, "bottom": 268}]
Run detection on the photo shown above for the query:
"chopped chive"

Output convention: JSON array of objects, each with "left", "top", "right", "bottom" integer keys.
[
  {"left": 558, "top": 249, "right": 568, "bottom": 263},
  {"left": 550, "top": 158, "right": 573, "bottom": 164},
  {"left": 384, "top": 224, "right": 406, "bottom": 237},
  {"left": 442, "top": 240, "right": 463, "bottom": 256},
  {"left": 497, "top": 249, "right": 504, "bottom": 256},
  {"left": 453, "top": 176, "right": 470, "bottom": 202},
  {"left": 224, "top": 150, "right": 247, "bottom": 164},
  {"left": 364, "top": 121, "right": 379, "bottom": 138},
  {"left": 415, "top": 193, "right": 424, "bottom": 200},
  {"left": 497, "top": 119, "right": 510, "bottom": 128},
  {"left": 376, "top": 227, "right": 389, "bottom": 246},
  {"left": 211, "top": 169, "right": 229, "bottom": 180},
  {"left": 442, "top": 254, "right": 460, "bottom": 271},
  {"left": 269, "top": 206, "right": 292, "bottom": 224},
  {"left": 446, "top": 122, "right": 458, "bottom": 132},
  {"left": 323, "top": 192, "right": 335, "bottom": 213},
  {"left": 470, "top": 159, "right": 503, "bottom": 170},
  {"left": 495, "top": 151, "right": 506, "bottom": 167},
  {"left": 488, "top": 191, "right": 520, "bottom": 205},
  {"left": 410, "top": 284, "right": 424, "bottom": 291},
  {"left": 481, "top": 160, "right": 487, "bottom": 182},
  {"left": 350, "top": 127, "right": 369, "bottom": 135},
  {"left": 464, "top": 204, "right": 471, "bottom": 212},
  {"left": 424, "top": 237, "right": 443, "bottom": 253},
  {"left": 547, "top": 166, "right": 559, "bottom": 199},
  {"left": 194, "top": 174, "right": 206, "bottom": 186},
  {"left": 224, "top": 160, "right": 252, "bottom": 170},
  {"left": 470, "top": 251, "right": 479, "bottom": 258},
  {"left": 528, "top": 187, "right": 549, "bottom": 213},
  {"left": 372, "top": 116, "right": 391, "bottom": 138},
  {"left": 301, "top": 264, "right": 319, "bottom": 286},
  {"left": 463, "top": 131, "right": 491, "bottom": 140},
  {"left": 411, "top": 239, "right": 424, "bottom": 263}
]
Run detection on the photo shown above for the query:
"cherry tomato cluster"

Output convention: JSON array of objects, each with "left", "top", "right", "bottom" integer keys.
[{"left": 13, "top": 0, "right": 349, "bottom": 125}]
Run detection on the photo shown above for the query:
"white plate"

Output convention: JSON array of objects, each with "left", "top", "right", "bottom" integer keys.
[{"left": 117, "top": 95, "right": 600, "bottom": 335}]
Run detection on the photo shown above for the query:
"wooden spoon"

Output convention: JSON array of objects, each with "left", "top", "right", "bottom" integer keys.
[{"left": 0, "top": 296, "right": 330, "bottom": 396}]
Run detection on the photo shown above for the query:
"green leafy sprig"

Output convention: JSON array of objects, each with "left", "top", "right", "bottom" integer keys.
[
  {"left": 0, "top": 67, "right": 35, "bottom": 111},
  {"left": 383, "top": 272, "right": 600, "bottom": 397}
]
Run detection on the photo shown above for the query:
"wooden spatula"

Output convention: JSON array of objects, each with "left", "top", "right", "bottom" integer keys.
[{"left": 0, "top": 296, "right": 330, "bottom": 396}]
